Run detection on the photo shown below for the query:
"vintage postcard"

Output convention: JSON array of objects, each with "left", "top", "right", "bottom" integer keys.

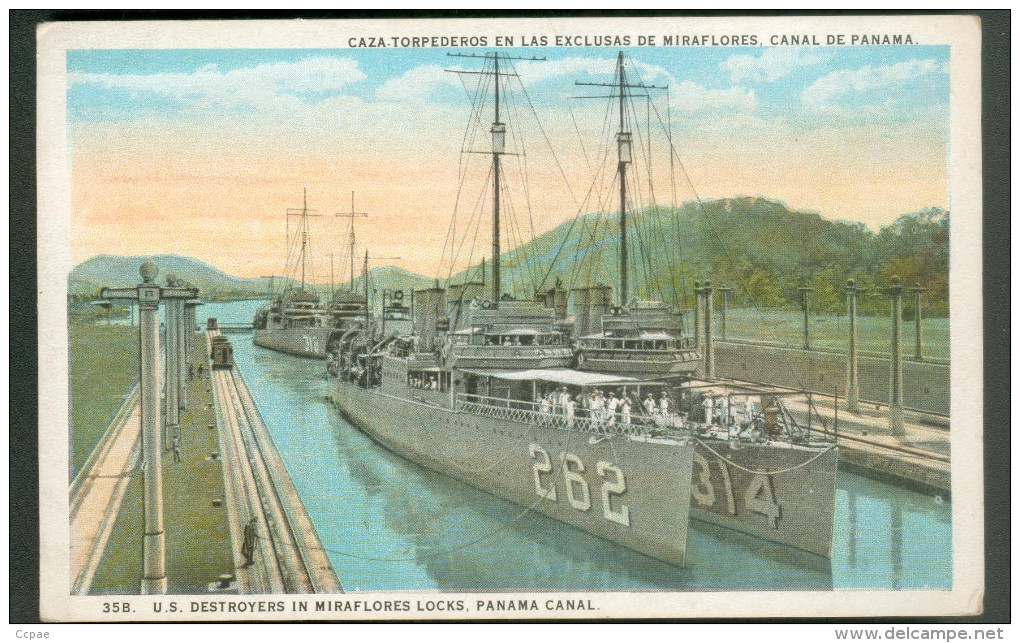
[{"left": 38, "top": 14, "right": 983, "bottom": 621}]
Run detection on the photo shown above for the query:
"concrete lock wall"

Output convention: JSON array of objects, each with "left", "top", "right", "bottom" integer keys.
[{"left": 713, "top": 342, "right": 950, "bottom": 416}]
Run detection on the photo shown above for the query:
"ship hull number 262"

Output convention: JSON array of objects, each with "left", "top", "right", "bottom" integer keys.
[{"left": 529, "top": 444, "right": 630, "bottom": 527}]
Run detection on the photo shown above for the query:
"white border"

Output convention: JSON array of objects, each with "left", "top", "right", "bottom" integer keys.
[{"left": 37, "top": 14, "right": 983, "bottom": 620}]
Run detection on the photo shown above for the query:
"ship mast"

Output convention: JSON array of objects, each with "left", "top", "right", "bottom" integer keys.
[
  {"left": 285, "top": 188, "right": 321, "bottom": 293},
  {"left": 363, "top": 249, "right": 369, "bottom": 331},
  {"left": 576, "top": 52, "right": 665, "bottom": 307},
  {"left": 301, "top": 188, "right": 308, "bottom": 290},
  {"left": 446, "top": 51, "right": 546, "bottom": 306},
  {"left": 492, "top": 53, "right": 502, "bottom": 305},
  {"left": 617, "top": 52, "right": 629, "bottom": 307},
  {"left": 335, "top": 191, "right": 369, "bottom": 295}
]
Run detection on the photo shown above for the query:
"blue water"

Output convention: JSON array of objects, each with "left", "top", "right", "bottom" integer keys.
[{"left": 223, "top": 303, "right": 952, "bottom": 592}]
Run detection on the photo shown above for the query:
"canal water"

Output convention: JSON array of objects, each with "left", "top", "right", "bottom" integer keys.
[{"left": 211, "top": 301, "right": 952, "bottom": 592}]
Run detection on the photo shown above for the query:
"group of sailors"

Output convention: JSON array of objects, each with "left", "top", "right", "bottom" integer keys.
[
  {"left": 409, "top": 373, "right": 442, "bottom": 390},
  {"left": 531, "top": 386, "right": 766, "bottom": 435},
  {"left": 699, "top": 393, "right": 759, "bottom": 428},
  {"left": 535, "top": 387, "right": 677, "bottom": 429}
]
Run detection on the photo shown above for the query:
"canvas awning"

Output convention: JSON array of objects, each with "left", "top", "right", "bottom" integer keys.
[{"left": 460, "top": 367, "right": 641, "bottom": 387}]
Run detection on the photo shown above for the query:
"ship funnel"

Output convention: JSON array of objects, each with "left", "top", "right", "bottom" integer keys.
[
  {"left": 571, "top": 285, "right": 613, "bottom": 336},
  {"left": 412, "top": 286, "right": 447, "bottom": 352}
]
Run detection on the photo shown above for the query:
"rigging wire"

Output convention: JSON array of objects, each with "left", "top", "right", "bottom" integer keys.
[{"left": 644, "top": 91, "right": 816, "bottom": 394}]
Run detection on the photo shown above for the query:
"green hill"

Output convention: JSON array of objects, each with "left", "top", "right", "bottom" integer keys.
[
  {"left": 453, "top": 197, "right": 949, "bottom": 315},
  {"left": 69, "top": 198, "right": 949, "bottom": 317},
  {"left": 69, "top": 254, "right": 277, "bottom": 300}
]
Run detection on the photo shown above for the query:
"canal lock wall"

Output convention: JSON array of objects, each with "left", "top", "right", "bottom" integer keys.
[{"left": 713, "top": 341, "right": 950, "bottom": 417}]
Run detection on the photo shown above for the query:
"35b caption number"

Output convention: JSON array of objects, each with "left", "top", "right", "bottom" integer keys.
[
  {"left": 529, "top": 445, "right": 630, "bottom": 527},
  {"left": 102, "top": 602, "right": 132, "bottom": 613}
]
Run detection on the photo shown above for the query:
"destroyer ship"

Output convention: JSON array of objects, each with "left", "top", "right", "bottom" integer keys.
[
  {"left": 328, "top": 51, "right": 698, "bottom": 566},
  {"left": 328, "top": 50, "right": 837, "bottom": 564},
  {"left": 566, "top": 52, "right": 839, "bottom": 557},
  {"left": 254, "top": 189, "right": 368, "bottom": 358}
]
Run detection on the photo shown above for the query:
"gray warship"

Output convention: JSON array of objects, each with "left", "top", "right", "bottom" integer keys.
[
  {"left": 328, "top": 50, "right": 837, "bottom": 564},
  {"left": 254, "top": 189, "right": 367, "bottom": 358},
  {"left": 565, "top": 52, "right": 839, "bottom": 558},
  {"left": 327, "top": 52, "right": 698, "bottom": 566}
]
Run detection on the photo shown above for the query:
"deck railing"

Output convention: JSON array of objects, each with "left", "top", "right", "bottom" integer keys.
[{"left": 454, "top": 393, "right": 678, "bottom": 438}]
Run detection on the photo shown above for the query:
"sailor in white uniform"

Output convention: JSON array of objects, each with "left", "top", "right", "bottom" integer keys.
[
  {"left": 658, "top": 392, "right": 671, "bottom": 426},
  {"left": 644, "top": 393, "right": 656, "bottom": 420},
  {"left": 607, "top": 393, "right": 620, "bottom": 426},
  {"left": 702, "top": 394, "right": 714, "bottom": 426}
]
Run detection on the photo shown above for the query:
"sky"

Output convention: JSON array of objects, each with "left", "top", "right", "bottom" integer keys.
[{"left": 68, "top": 45, "right": 950, "bottom": 281}]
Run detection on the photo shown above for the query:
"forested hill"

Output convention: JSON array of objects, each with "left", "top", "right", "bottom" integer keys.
[
  {"left": 70, "top": 198, "right": 949, "bottom": 315},
  {"left": 456, "top": 197, "right": 949, "bottom": 315}
]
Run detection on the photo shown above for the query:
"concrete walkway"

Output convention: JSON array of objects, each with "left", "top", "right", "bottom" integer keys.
[
  {"left": 208, "top": 331, "right": 342, "bottom": 594},
  {"left": 782, "top": 396, "right": 950, "bottom": 495},
  {"left": 69, "top": 386, "right": 141, "bottom": 594}
]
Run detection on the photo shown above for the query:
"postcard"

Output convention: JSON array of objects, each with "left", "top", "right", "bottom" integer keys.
[{"left": 38, "top": 14, "right": 983, "bottom": 621}]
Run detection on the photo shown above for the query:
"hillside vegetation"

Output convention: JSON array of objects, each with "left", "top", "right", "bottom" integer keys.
[
  {"left": 456, "top": 197, "right": 949, "bottom": 316},
  {"left": 70, "top": 198, "right": 949, "bottom": 317}
]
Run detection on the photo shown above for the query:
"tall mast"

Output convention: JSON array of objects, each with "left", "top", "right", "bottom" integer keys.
[
  {"left": 575, "top": 52, "right": 664, "bottom": 308},
  {"left": 363, "top": 249, "right": 370, "bottom": 333},
  {"left": 285, "top": 188, "right": 321, "bottom": 294},
  {"left": 350, "top": 192, "right": 356, "bottom": 291},
  {"left": 301, "top": 188, "right": 308, "bottom": 290},
  {"left": 492, "top": 53, "right": 503, "bottom": 305},
  {"left": 445, "top": 51, "right": 545, "bottom": 306},
  {"left": 617, "top": 51, "right": 629, "bottom": 307},
  {"left": 335, "top": 190, "right": 369, "bottom": 294}
]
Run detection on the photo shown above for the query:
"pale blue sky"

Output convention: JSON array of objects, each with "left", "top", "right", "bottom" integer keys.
[{"left": 68, "top": 45, "right": 950, "bottom": 130}]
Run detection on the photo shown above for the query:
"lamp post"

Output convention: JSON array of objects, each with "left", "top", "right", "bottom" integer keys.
[
  {"left": 797, "top": 283, "right": 814, "bottom": 350},
  {"left": 887, "top": 277, "right": 905, "bottom": 436},
  {"left": 717, "top": 286, "right": 732, "bottom": 341},
  {"left": 845, "top": 278, "right": 861, "bottom": 413},
  {"left": 910, "top": 282, "right": 926, "bottom": 361},
  {"left": 703, "top": 281, "right": 715, "bottom": 379},
  {"left": 101, "top": 261, "right": 198, "bottom": 594},
  {"left": 693, "top": 281, "right": 702, "bottom": 349}
]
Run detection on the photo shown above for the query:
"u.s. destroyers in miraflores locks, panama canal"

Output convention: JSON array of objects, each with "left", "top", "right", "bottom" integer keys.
[{"left": 40, "top": 14, "right": 982, "bottom": 621}]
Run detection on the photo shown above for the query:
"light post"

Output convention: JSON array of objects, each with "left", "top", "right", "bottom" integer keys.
[
  {"left": 717, "top": 286, "right": 732, "bottom": 341},
  {"left": 910, "top": 282, "right": 926, "bottom": 361},
  {"left": 693, "top": 281, "right": 702, "bottom": 349},
  {"left": 797, "top": 283, "right": 814, "bottom": 350},
  {"left": 887, "top": 277, "right": 905, "bottom": 436},
  {"left": 845, "top": 278, "right": 861, "bottom": 413},
  {"left": 703, "top": 281, "right": 715, "bottom": 379},
  {"left": 101, "top": 262, "right": 198, "bottom": 593}
]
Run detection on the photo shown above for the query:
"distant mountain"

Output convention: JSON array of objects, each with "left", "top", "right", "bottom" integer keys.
[
  {"left": 69, "top": 254, "right": 436, "bottom": 303},
  {"left": 69, "top": 199, "right": 949, "bottom": 315},
  {"left": 348, "top": 265, "right": 437, "bottom": 296},
  {"left": 69, "top": 254, "right": 277, "bottom": 298}
]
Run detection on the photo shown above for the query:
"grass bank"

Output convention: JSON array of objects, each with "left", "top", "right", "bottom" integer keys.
[
  {"left": 718, "top": 308, "right": 949, "bottom": 360},
  {"left": 70, "top": 322, "right": 139, "bottom": 476},
  {"left": 88, "top": 332, "right": 234, "bottom": 594}
]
